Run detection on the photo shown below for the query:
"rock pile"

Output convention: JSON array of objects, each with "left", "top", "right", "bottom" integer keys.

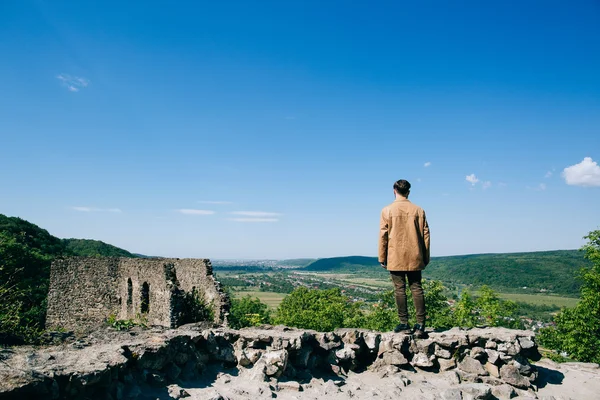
[{"left": 0, "top": 324, "right": 542, "bottom": 400}]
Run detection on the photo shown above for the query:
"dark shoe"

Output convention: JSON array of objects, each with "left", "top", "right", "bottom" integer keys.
[
  {"left": 413, "top": 324, "right": 427, "bottom": 339},
  {"left": 393, "top": 323, "right": 411, "bottom": 334}
]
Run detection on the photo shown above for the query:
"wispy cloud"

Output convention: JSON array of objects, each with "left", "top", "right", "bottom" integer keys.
[
  {"left": 545, "top": 171, "right": 553, "bottom": 178},
  {"left": 466, "top": 174, "right": 479, "bottom": 185},
  {"left": 176, "top": 209, "right": 216, "bottom": 215},
  {"left": 57, "top": 74, "right": 90, "bottom": 92},
  {"left": 528, "top": 183, "right": 547, "bottom": 191},
  {"left": 72, "top": 207, "right": 122, "bottom": 213},
  {"left": 229, "top": 218, "right": 279, "bottom": 223},
  {"left": 424, "top": 162, "right": 432, "bottom": 167},
  {"left": 198, "top": 201, "right": 233, "bottom": 205},
  {"left": 562, "top": 157, "right": 600, "bottom": 187},
  {"left": 230, "top": 211, "right": 281, "bottom": 217},
  {"left": 482, "top": 181, "right": 492, "bottom": 190}
]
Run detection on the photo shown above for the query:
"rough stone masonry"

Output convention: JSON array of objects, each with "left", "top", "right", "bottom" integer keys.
[
  {"left": 45, "top": 257, "right": 230, "bottom": 332},
  {"left": 0, "top": 325, "right": 556, "bottom": 400}
]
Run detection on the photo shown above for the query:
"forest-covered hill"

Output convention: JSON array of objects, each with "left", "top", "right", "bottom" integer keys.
[{"left": 302, "top": 251, "right": 589, "bottom": 296}]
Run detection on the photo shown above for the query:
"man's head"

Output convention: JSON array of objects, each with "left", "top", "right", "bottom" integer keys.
[{"left": 393, "top": 179, "right": 411, "bottom": 198}]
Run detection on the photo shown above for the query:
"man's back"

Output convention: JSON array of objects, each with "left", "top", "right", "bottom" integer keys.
[{"left": 379, "top": 198, "right": 430, "bottom": 271}]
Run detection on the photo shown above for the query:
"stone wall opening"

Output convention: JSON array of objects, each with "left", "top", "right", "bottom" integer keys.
[
  {"left": 140, "top": 282, "right": 150, "bottom": 314},
  {"left": 127, "top": 278, "right": 133, "bottom": 306}
]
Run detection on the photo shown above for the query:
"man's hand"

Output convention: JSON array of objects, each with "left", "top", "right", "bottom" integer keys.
[{"left": 380, "top": 263, "right": 387, "bottom": 270}]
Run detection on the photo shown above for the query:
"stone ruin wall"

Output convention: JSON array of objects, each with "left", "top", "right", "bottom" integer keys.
[
  {"left": 46, "top": 257, "right": 229, "bottom": 333},
  {"left": 46, "top": 257, "right": 121, "bottom": 333}
]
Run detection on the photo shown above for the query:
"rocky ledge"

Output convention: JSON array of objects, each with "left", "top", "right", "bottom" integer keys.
[{"left": 0, "top": 325, "right": 548, "bottom": 399}]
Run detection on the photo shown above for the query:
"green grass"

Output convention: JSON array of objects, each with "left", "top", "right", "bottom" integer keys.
[
  {"left": 233, "top": 290, "right": 287, "bottom": 309},
  {"left": 493, "top": 292, "right": 579, "bottom": 308}
]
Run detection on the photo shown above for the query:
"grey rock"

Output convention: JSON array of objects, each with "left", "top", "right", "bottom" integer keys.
[
  {"left": 262, "top": 350, "right": 288, "bottom": 377},
  {"left": 485, "top": 341, "right": 498, "bottom": 349},
  {"left": 335, "top": 344, "right": 360, "bottom": 361},
  {"left": 443, "top": 370, "right": 461, "bottom": 385},
  {"left": 278, "top": 380, "right": 302, "bottom": 391},
  {"left": 500, "top": 364, "right": 531, "bottom": 389},
  {"left": 485, "top": 349, "right": 500, "bottom": 364},
  {"left": 440, "top": 388, "right": 463, "bottom": 400},
  {"left": 439, "top": 357, "right": 457, "bottom": 371},
  {"left": 459, "top": 356, "right": 488, "bottom": 376},
  {"left": 435, "top": 344, "right": 452, "bottom": 359},
  {"left": 457, "top": 371, "right": 483, "bottom": 383},
  {"left": 460, "top": 383, "right": 492, "bottom": 400},
  {"left": 373, "top": 350, "right": 409, "bottom": 368},
  {"left": 498, "top": 342, "right": 521, "bottom": 356},
  {"left": 167, "top": 384, "right": 190, "bottom": 399},
  {"left": 377, "top": 365, "right": 400, "bottom": 378},
  {"left": 411, "top": 352, "right": 435, "bottom": 368},
  {"left": 484, "top": 361, "right": 500, "bottom": 378},
  {"left": 491, "top": 383, "right": 517, "bottom": 399},
  {"left": 518, "top": 337, "right": 535, "bottom": 350}
]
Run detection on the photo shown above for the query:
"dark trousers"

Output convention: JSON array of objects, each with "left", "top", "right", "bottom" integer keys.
[{"left": 390, "top": 270, "right": 426, "bottom": 326}]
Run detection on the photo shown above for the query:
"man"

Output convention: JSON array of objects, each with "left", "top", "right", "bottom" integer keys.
[{"left": 378, "top": 179, "right": 430, "bottom": 338}]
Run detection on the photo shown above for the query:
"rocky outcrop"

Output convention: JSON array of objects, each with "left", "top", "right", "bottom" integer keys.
[{"left": 0, "top": 325, "right": 543, "bottom": 399}]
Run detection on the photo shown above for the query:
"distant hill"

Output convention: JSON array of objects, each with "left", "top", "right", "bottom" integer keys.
[
  {"left": 0, "top": 214, "right": 139, "bottom": 259},
  {"left": 302, "top": 250, "right": 590, "bottom": 296},
  {"left": 63, "top": 238, "right": 139, "bottom": 258},
  {"left": 304, "top": 256, "right": 380, "bottom": 271}
]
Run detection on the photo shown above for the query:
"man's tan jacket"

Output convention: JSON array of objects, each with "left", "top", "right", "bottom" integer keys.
[{"left": 378, "top": 198, "right": 430, "bottom": 271}]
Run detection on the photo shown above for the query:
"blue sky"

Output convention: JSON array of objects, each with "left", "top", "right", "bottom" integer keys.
[{"left": 1, "top": 1, "right": 599, "bottom": 259}]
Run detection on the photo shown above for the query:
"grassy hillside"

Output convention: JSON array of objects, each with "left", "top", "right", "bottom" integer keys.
[
  {"left": 63, "top": 238, "right": 139, "bottom": 258},
  {"left": 302, "top": 250, "right": 589, "bottom": 296}
]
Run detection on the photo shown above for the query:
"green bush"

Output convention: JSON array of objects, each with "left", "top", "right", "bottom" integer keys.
[
  {"left": 229, "top": 295, "right": 272, "bottom": 329},
  {"left": 538, "top": 230, "right": 600, "bottom": 363},
  {"left": 274, "top": 287, "right": 364, "bottom": 332}
]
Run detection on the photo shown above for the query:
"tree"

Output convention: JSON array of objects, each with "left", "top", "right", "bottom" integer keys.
[
  {"left": 476, "top": 285, "right": 520, "bottom": 328},
  {"left": 538, "top": 230, "right": 600, "bottom": 363},
  {"left": 274, "top": 287, "right": 364, "bottom": 332},
  {"left": 229, "top": 296, "right": 272, "bottom": 329},
  {"left": 453, "top": 290, "right": 477, "bottom": 327},
  {"left": 0, "top": 231, "right": 54, "bottom": 341}
]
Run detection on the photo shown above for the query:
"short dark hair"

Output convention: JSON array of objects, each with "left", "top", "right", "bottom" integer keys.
[{"left": 393, "top": 180, "right": 411, "bottom": 196}]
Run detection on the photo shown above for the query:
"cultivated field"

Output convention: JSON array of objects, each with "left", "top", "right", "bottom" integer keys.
[{"left": 233, "top": 290, "right": 287, "bottom": 308}]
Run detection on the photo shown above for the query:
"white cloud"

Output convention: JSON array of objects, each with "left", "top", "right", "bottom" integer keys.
[
  {"left": 198, "top": 201, "right": 233, "bottom": 205},
  {"left": 72, "top": 207, "right": 122, "bottom": 213},
  {"left": 562, "top": 157, "right": 600, "bottom": 187},
  {"left": 177, "top": 209, "right": 215, "bottom": 215},
  {"left": 482, "top": 181, "right": 492, "bottom": 190},
  {"left": 424, "top": 162, "right": 432, "bottom": 167},
  {"left": 57, "top": 74, "right": 90, "bottom": 92},
  {"left": 230, "top": 211, "right": 281, "bottom": 217},
  {"left": 466, "top": 174, "right": 479, "bottom": 185},
  {"left": 545, "top": 171, "right": 553, "bottom": 178},
  {"left": 229, "top": 218, "right": 279, "bottom": 223}
]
